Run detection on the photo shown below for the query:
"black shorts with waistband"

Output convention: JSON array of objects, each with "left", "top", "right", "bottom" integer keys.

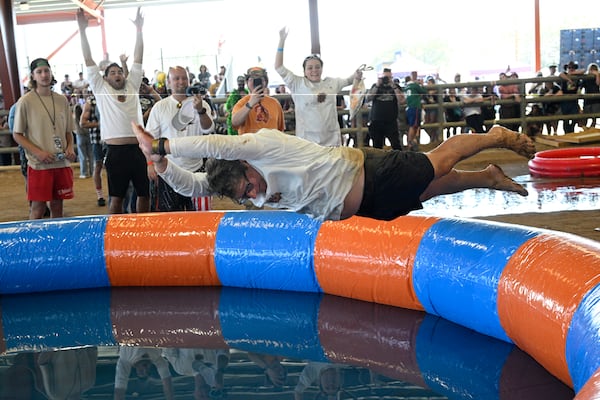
[{"left": 356, "top": 148, "right": 435, "bottom": 221}]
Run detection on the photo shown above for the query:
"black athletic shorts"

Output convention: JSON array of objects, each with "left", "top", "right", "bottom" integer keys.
[
  {"left": 356, "top": 148, "right": 435, "bottom": 221},
  {"left": 104, "top": 144, "right": 150, "bottom": 198}
]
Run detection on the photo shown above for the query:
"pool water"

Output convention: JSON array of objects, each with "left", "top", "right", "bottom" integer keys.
[
  {"left": 0, "top": 287, "right": 575, "bottom": 399},
  {"left": 416, "top": 175, "right": 600, "bottom": 217}
]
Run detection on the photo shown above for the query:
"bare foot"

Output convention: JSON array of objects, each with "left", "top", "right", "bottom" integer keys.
[
  {"left": 488, "top": 125, "right": 536, "bottom": 159},
  {"left": 488, "top": 164, "right": 528, "bottom": 196}
]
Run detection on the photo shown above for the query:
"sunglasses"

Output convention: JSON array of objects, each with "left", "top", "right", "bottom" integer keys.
[
  {"left": 304, "top": 54, "right": 322, "bottom": 63},
  {"left": 236, "top": 171, "right": 254, "bottom": 205}
]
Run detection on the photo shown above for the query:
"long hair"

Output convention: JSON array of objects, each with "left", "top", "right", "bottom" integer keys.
[{"left": 205, "top": 158, "right": 246, "bottom": 201}]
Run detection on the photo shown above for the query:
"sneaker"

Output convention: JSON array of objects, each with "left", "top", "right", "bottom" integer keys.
[
  {"left": 97, "top": 198, "right": 106, "bottom": 207},
  {"left": 79, "top": 175, "right": 90, "bottom": 179}
]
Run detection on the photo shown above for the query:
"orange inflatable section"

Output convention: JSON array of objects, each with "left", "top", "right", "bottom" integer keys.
[
  {"left": 104, "top": 212, "right": 224, "bottom": 287},
  {"left": 497, "top": 233, "right": 600, "bottom": 387},
  {"left": 313, "top": 215, "right": 439, "bottom": 310},
  {"left": 111, "top": 287, "right": 229, "bottom": 348},
  {"left": 575, "top": 368, "right": 600, "bottom": 400}
]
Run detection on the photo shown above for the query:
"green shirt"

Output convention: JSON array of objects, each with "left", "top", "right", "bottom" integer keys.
[{"left": 405, "top": 82, "right": 426, "bottom": 109}]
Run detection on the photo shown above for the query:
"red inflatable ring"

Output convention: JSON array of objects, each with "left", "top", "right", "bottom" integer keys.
[{"left": 528, "top": 147, "right": 600, "bottom": 178}]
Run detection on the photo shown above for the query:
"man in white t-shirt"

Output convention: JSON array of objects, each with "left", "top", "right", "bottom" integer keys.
[
  {"left": 77, "top": 8, "right": 150, "bottom": 214},
  {"left": 146, "top": 66, "right": 215, "bottom": 211},
  {"left": 72, "top": 71, "right": 89, "bottom": 95}
]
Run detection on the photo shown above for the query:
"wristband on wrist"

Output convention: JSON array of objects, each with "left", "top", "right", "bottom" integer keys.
[
  {"left": 158, "top": 137, "right": 167, "bottom": 156},
  {"left": 277, "top": 47, "right": 284, "bottom": 52},
  {"left": 147, "top": 161, "right": 153, "bottom": 165},
  {"left": 245, "top": 102, "right": 253, "bottom": 110},
  {"left": 151, "top": 138, "right": 168, "bottom": 156}
]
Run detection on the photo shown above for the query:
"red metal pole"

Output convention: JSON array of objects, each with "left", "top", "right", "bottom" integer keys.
[{"left": 534, "top": 0, "right": 541, "bottom": 71}]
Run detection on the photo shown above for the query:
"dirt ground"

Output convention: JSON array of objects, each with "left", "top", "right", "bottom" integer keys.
[{"left": 0, "top": 145, "right": 598, "bottom": 243}]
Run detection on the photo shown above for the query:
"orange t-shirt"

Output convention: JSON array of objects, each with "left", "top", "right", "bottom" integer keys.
[{"left": 232, "top": 96, "right": 286, "bottom": 134}]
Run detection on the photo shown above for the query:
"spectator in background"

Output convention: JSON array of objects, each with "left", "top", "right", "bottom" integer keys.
[
  {"left": 60, "top": 74, "right": 73, "bottom": 99},
  {"left": 139, "top": 77, "right": 162, "bottom": 125},
  {"left": 231, "top": 67, "right": 285, "bottom": 134},
  {"left": 443, "top": 87, "right": 463, "bottom": 137},
  {"left": 366, "top": 68, "right": 403, "bottom": 150},
  {"left": 12, "top": 58, "right": 77, "bottom": 219},
  {"left": 539, "top": 80, "right": 561, "bottom": 135},
  {"left": 276, "top": 84, "right": 295, "bottom": 131},
  {"left": 186, "top": 66, "right": 196, "bottom": 84},
  {"left": 72, "top": 71, "right": 89, "bottom": 95},
  {"left": 336, "top": 94, "right": 347, "bottom": 129},
  {"left": 275, "top": 26, "right": 362, "bottom": 146},
  {"left": 197, "top": 64, "right": 211, "bottom": 90},
  {"left": 77, "top": 7, "right": 150, "bottom": 214},
  {"left": 145, "top": 66, "right": 214, "bottom": 212},
  {"left": 0, "top": 113, "right": 13, "bottom": 166},
  {"left": 225, "top": 75, "right": 249, "bottom": 135},
  {"left": 461, "top": 85, "right": 488, "bottom": 133},
  {"left": 209, "top": 74, "right": 221, "bottom": 97},
  {"left": 580, "top": 63, "right": 600, "bottom": 129},
  {"left": 423, "top": 76, "right": 442, "bottom": 144},
  {"left": 405, "top": 70, "right": 427, "bottom": 151},
  {"left": 80, "top": 89, "right": 107, "bottom": 206},
  {"left": 73, "top": 98, "right": 93, "bottom": 178},
  {"left": 497, "top": 71, "right": 521, "bottom": 131},
  {"left": 558, "top": 61, "right": 582, "bottom": 134}
]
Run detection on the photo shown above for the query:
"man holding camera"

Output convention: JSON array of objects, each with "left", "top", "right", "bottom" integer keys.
[
  {"left": 145, "top": 66, "right": 215, "bottom": 211},
  {"left": 231, "top": 67, "right": 285, "bottom": 134},
  {"left": 366, "top": 68, "right": 404, "bottom": 150}
]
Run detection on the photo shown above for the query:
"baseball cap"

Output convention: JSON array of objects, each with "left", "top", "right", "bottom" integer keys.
[{"left": 30, "top": 58, "right": 51, "bottom": 73}]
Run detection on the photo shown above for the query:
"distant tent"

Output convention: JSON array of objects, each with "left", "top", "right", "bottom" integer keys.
[{"left": 388, "top": 51, "right": 438, "bottom": 79}]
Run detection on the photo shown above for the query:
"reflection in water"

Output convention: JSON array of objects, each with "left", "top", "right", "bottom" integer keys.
[
  {"left": 0, "top": 287, "right": 574, "bottom": 399},
  {"left": 415, "top": 176, "right": 600, "bottom": 217}
]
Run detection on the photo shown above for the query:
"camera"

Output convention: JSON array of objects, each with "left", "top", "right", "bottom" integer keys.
[
  {"left": 381, "top": 76, "right": 390, "bottom": 85},
  {"left": 55, "top": 152, "right": 65, "bottom": 161},
  {"left": 186, "top": 86, "right": 206, "bottom": 96}
]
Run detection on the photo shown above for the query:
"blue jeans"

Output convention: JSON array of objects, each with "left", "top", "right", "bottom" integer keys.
[{"left": 76, "top": 133, "right": 93, "bottom": 177}]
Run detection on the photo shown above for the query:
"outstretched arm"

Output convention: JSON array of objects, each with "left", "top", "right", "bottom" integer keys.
[
  {"left": 131, "top": 7, "right": 144, "bottom": 64},
  {"left": 274, "top": 27, "right": 288, "bottom": 69},
  {"left": 119, "top": 54, "right": 130, "bottom": 78},
  {"left": 132, "top": 122, "right": 169, "bottom": 171},
  {"left": 76, "top": 9, "right": 96, "bottom": 67}
]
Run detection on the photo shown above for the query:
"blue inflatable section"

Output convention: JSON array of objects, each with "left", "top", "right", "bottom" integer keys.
[
  {"left": 566, "top": 282, "right": 600, "bottom": 392},
  {"left": 214, "top": 212, "right": 323, "bottom": 292},
  {"left": 413, "top": 219, "right": 539, "bottom": 342},
  {"left": 219, "top": 287, "right": 328, "bottom": 361},
  {"left": 0, "top": 289, "right": 115, "bottom": 350},
  {"left": 416, "top": 314, "right": 513, "bottom": 400},
  {"left": 0, "top": 216, "right": 110, "bottom": 294}
]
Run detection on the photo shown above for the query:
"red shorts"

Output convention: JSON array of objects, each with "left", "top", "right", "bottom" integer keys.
[{"left": 27, "top": 166, "right": 74, "bottom": 202}]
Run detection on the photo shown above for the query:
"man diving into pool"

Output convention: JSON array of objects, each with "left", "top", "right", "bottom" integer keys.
[{"left": 133, "top": 122, "right": 535, "bottom": 221}]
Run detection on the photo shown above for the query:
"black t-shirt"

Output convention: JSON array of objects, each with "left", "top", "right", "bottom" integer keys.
[{"left": 369, "top": 84, "right": 398, "bottom": 121}]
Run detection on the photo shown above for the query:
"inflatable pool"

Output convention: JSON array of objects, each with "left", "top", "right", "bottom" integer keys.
[
  {"left": 0, "top": 211, "right": 599, "bottom": 398},
  {"left": 528, "top": 147, "right": 600, "bottom": 178}
]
